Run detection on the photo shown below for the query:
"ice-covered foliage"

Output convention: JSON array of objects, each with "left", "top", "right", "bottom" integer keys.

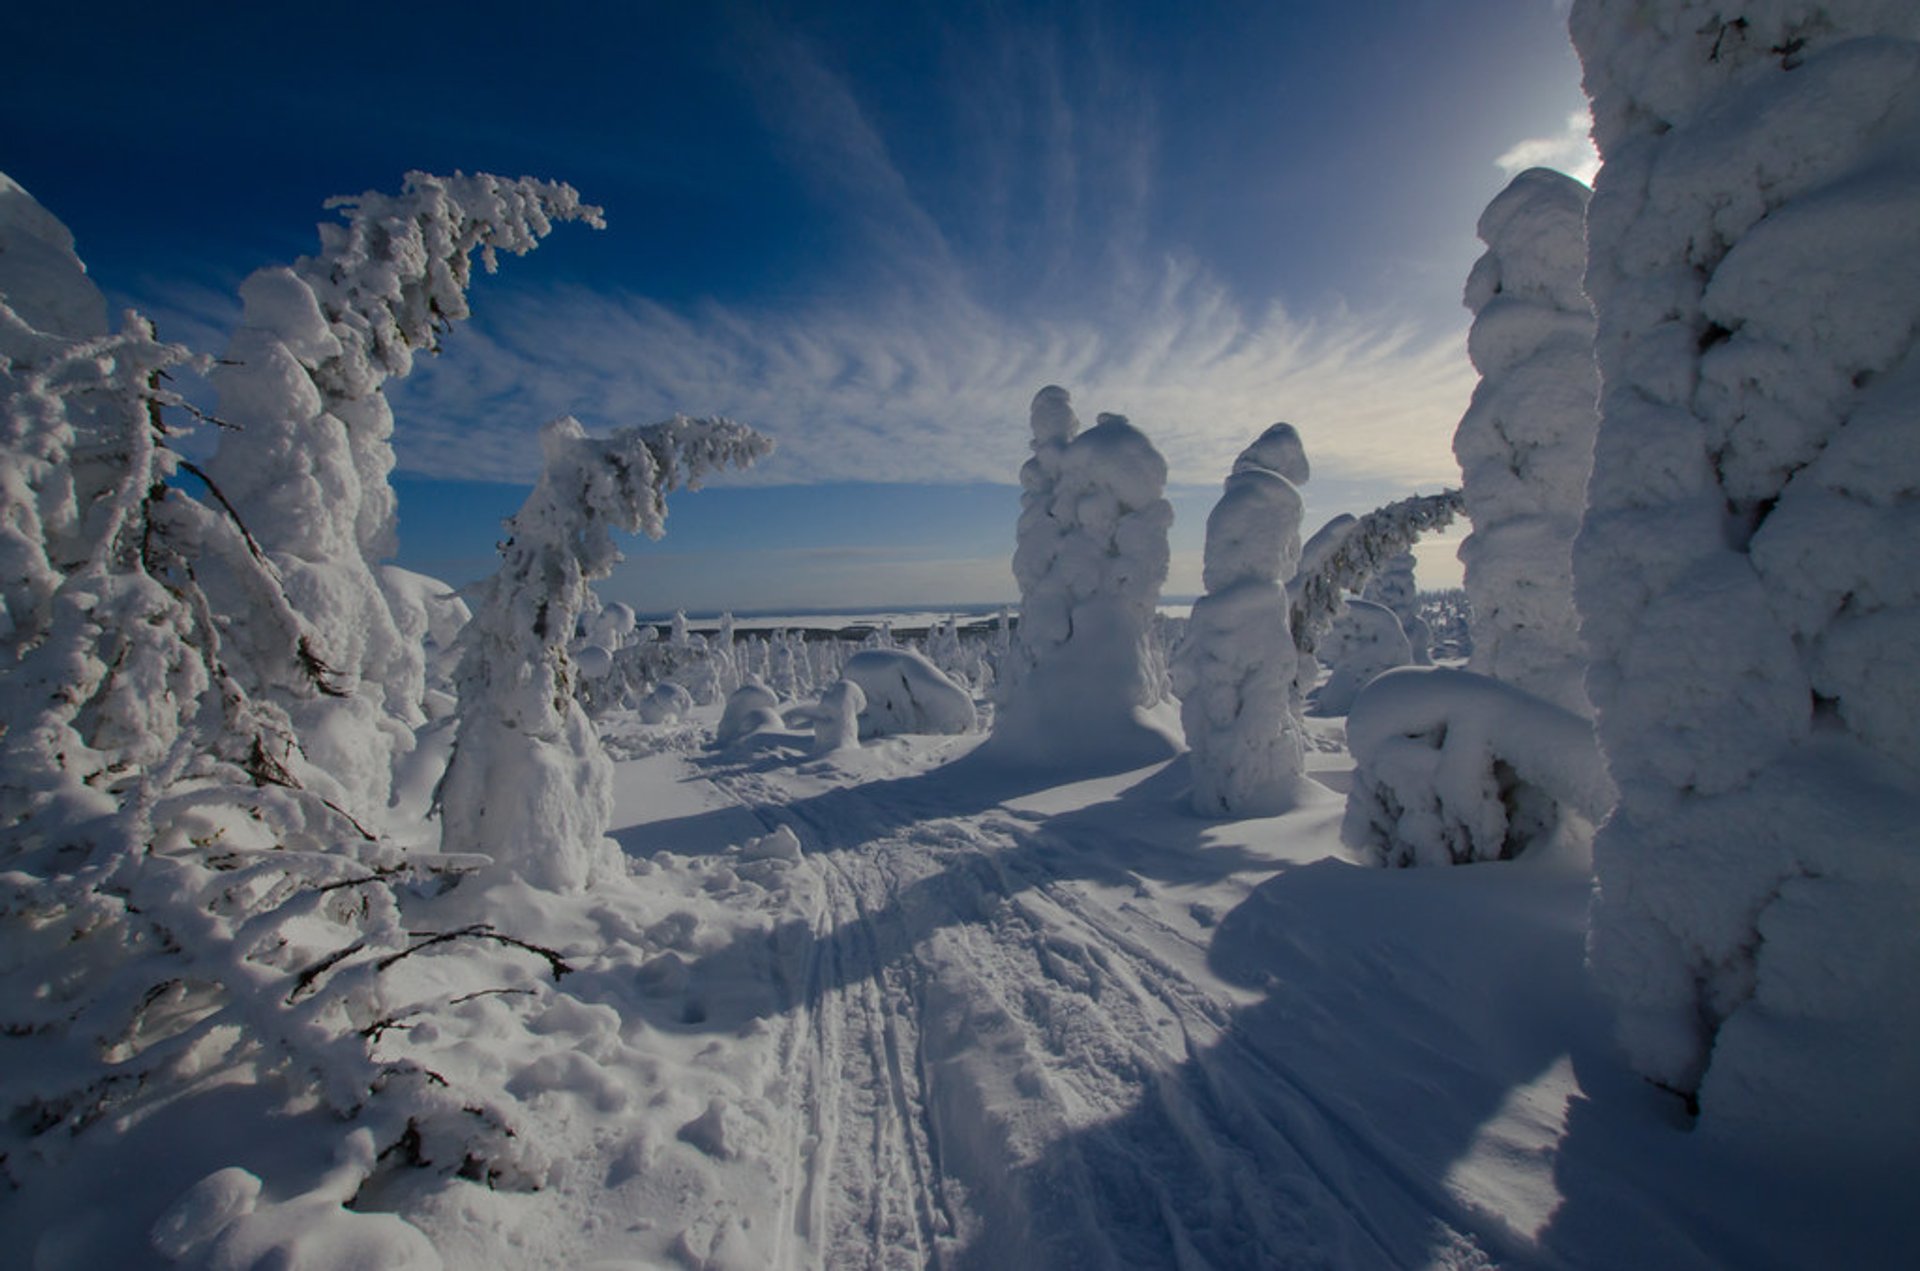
[
  {"left": 1343, "top": 667, "right": 1609, "bottom": 868},
  {"left": 0, "top": 188, "right": 551, "bottom": 1244},
  {"left": 989, "top": 386, "right": 1179, "bottom": 771},
  {"left": 1571, "top": 0, "right": 1920, "bottom": 1146},
  {"left": 1312, "top": 599, "right": 1412, "bottom": 716},
  {"left": 842, "top": 648, "right": 977, "bottom": 738},
  {"left": 203, "top": 173, "right": 603, "bottom": 808},
  {"left": 795, "top": 679, "right": 865, "bottom": 754},
  {"left": 1362, "top": 550, "right": 1430, "bottom": 665},
  {"left": 1171, "top": 423, "right": 1310, "bottom": 816},
  {"left": 1290, "top": 490, "right": 1465, "bottom": 658},
  {"left": 1454, "top": 168, "right": 1598, "bottom": 712},
  {"left": 639, "top": 681, "right": 696, "bottom": 725},
  {"left": 440, "top": 415, "right": 770, "bottom": 891}
]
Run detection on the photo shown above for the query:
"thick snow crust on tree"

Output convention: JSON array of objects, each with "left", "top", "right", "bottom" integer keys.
[
  {"left": 439, "top": 414, "right": 770, "bottom": 892},
  {"left": 0, "top": 174, "right": 107, "bottom": 341},
  {"left": 1343, "top": 667, "right": 1608, "bottom": 868},
  {"left": 1171, "top": 423, "right": 1310, "bottom": 817},
  {"left": 203, "top": 173, "right": 603, "bottom": 810},
  {"left": 1454, "top": 168, "right": 1598, "bottom": 712},
  {"left": 988, "top": 386, "right": 1179, "bottom": 771},
  {"left": 1571, "top": 0, "right": 1920, "bottom": 1148},
  {"left": 841, "top": 648, "right": 976, "bottom": 738}
]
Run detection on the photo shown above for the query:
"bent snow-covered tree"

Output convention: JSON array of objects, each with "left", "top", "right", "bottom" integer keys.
[
  {"left": 1572, "top": 0, "right": 1920, "bottom": 1149},
  {"left": 1454, "top": 167, "right": 1598, "bottom": 713},
  {"left": 1172, "top": 423, "right": 1311, "bottom": 816},
  {"left": 1290, "top": 489, "right": 1465, "bottom": 658},
  {"left": 204, "top": 172, "right": 603, "bottom": 811},
  {"left": 988, "top": 386, "right": 1178, "bottom": 772},
  {"left": 439, "top": 414, "right": 771, "bottom": 892}
]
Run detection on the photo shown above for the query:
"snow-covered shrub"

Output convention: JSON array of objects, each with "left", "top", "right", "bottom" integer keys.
[
  {"left": 987, "top": 385, "right": 1179, "bottom": 770},
  {"left": 379, "top": 566, "right": 471, "bottom": 721},
  {"left": 716, "top": 681, "right": 783, "bottom": 746},
  {"left": 1454, "top": 168, "right": 1598, "bottom": 712},
  {"left": 1312, "top": 599, "right": 1412, "bottom": 716},
  {"left": 1342, "top": 667, "right": 1608, "bottom": 868},
  {"left": 842, "top": 648, "right": 977, "bottom": 738},
  {"left": 1171, "top": 423, "right": 1310, "bottom": 816},
  {"left": 793, "top": 679, "right": 865, "bottom": 754},
  {"left": 440, "top": 414, "right": 770, "bottom": 891},
  {"left": 639, "top": 681, "right": 695, "bottom": 725},
  {"left": 202, "top": 172, "right": 602, "bottom": 810},
  {"left": 1571, "top": 0, "right": 1920, "bottom": 1146}
]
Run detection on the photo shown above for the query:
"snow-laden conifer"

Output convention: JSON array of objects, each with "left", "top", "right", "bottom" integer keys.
[
  {"left": 1454, "top": 168, "right": 1598, "bottom": 712},
  {"left": 1171, "top": 423, "right": 1310, "bottom": 816},
  {"left": 988, "top": 386, "right": 1178, "bottom": 771},
  {"left": 204, "top": 173, "right": 603, "bottom": 809},
  {"left": 1290, "top": 490, "right": 1465, "bottom": 659},
  {"left": 439, "top": 414, "right": 770, "bottom": 892},
  {"left": 1571, "top": 0, "right": 1920, "bottom": 1147}
]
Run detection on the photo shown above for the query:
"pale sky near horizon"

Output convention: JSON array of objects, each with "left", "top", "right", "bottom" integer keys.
[{"left": 3, "top": 0, "right": 1597, "bottom": 613}]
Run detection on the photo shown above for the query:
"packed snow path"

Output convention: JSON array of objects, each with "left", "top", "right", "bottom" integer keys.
[{"left": 606, "top": 731, "right": 1777, "bottom": 1271}]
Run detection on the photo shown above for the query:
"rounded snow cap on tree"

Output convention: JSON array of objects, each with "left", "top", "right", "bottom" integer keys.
[
  {"left": 1232, "top": 422, "right": 1310, "bottom": 484},
  {"left": 1202, "top": 467, "right": 1306, "bottom": 593},
  {"left": 1030, "top": 385, "right": 1079, "bottom": 448},
  {"left": 1465, "top": 167, "right": 1591, "bottom": 314}
]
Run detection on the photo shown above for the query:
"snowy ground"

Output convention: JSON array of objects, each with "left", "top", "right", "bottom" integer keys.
[{"left": 6, "top": 706, "right": 1910, "bottom": 1269}]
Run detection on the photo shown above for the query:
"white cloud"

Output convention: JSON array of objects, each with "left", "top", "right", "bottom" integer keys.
[
  {"left": 1495, "top": 109, "right": 1600, "bottom": 186},
  {"left": 387, "top": 261, "right": 1476, "bottom": 498}
]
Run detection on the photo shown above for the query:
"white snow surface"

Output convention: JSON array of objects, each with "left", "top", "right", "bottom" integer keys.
[
  {"left": 6, "top": 704, "right": 1910, "bottom": 1269},
  {"left": 1571, "top": 0, "right": 1920, "bottom": 1146}
]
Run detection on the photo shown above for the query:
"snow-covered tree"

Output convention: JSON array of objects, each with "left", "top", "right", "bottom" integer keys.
[
  {"left": 1454, "top": 168, "right": 1598, "bottom": 712},
  {"left": 1171, "top": 423, "right": 1310, "bottom": 816},
  {"left": 987, "top": 386, "right": 1179, "bottom": 771},
  {"left": 204, "top": 172, "right": 603, "bottom": 809},
  {"left": 438, "top": 415, "right": 770, "bottom": 892},
  {"left": 1571, "top": 0, "right": 1920, "bottom": 1148},
  {"left": 1361, "top": 550, "right": 1430, "bottom": 665},
  {"left": 1312, "top": 599, "right": 1412, "bottom": 716},
  {"left": 1290, "top": 490, "right": 1465, "bottom": 659}
]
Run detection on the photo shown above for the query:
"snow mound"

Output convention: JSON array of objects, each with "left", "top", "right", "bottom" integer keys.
[
  {"left": 1343, "top": 667, "right": 1609, "bottom": 868},
  {"left": 716, "top": 682, "right": 783, "bottom": 746},
  {"left": 1312, "top": 599, "right": 1411, "bottom": 716},
  {"left": 843, "top": 648, "right": 976, "bottom": 738}
]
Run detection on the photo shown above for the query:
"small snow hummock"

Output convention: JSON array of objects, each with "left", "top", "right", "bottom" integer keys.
[
  {"left": 1454, "top": 167, "right": 1597, "bottom": 713},
  {"left": 841, "top": 648, "right": 976, "bottom": 738},
  {"left": 1342, "top": 667, "right": 1608, "bottom": 868},
  {"left": 1171, "top": 423, "right": 1311, "bottom": 817},
  {"left": 986, "top": 386, "right": 1180, "bottom": 772},
  {"left": 1571, "top": 0, "right": 1920, "bottom": 1149},
  {"left": 1312, "top": 599, "right": 1411, "bottom": 717},
  {"left": 717, "top": 680, "right": 784, "bottom": 746}
]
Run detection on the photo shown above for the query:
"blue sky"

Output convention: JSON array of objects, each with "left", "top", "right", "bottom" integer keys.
[{"left": 3, "top": 1, "right": 1595, "bottom": 614}]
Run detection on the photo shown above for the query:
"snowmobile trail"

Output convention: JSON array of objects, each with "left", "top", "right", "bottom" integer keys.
[{"left": 701, "top": 746, "right": 1517, "bottom": 1270}]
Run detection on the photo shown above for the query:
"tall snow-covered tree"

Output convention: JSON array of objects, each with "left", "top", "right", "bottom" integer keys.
[
  {"left": 1171, "top": 423, "right": 1310, "bottom": 816},
  {"left": 203, "top": 172, "right": 603, "bottom": 810},
  {"left": 987, "top": 386, "right": 1178, "bottom": 771},
  {"left": 1454, "top": 167, "right": 1598, "bottom": 712},
  {"left": 1571, "top": 0, "right": 1920, "bottom": 1149},
  {"left": 438, "top": 414, "right": 771, "bottom": 892}
]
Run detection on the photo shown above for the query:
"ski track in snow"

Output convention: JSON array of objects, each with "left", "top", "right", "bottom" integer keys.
[{"left": 690, "top": 744, "right": 1504, "bottom": 1270}]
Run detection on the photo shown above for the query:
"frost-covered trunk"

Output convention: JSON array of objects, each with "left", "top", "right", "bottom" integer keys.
[
  {"left": 987, "top": 386, "right": 1178, "bottom": 772},
  {"left": 1571, "top": 0, "right": 1920, "bottom": 1150},
  {"left": 1454, "top": 168, "right": 1598, "bottom": 713},
  {"left": 1171, "top": 424, "right": 1310, "bottom": 816},
  {"left": 204, "top": 172, "right": 603, "bottom": 811},
  {"left": 440, "top": 415, "right": 770, "bottom": 892}
]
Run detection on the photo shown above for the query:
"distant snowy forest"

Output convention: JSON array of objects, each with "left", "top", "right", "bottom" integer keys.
[{"left": 3, "top": 2, "right": 1917, "bottom": 1268}]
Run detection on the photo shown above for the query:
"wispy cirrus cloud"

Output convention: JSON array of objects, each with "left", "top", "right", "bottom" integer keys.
[{"left": 387, "top": 258, "right": 1475, "bottom": 496}]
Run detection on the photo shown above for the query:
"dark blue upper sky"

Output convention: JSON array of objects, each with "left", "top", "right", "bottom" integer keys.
[{"left": 3, "top": 0, "right": 1593, "bottom": 611}]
